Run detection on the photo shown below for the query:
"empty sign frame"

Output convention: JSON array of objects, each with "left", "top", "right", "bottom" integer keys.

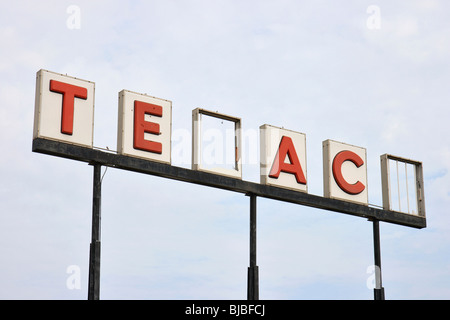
[
  {"left": 192, "top": 108, "right": 242, "bottom": 179},
  {"left": 380, "top": 154, "right": 426, "bottom": 217}
]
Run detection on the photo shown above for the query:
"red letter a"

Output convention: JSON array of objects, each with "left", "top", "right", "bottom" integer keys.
[{"left": 269, "top": 136, "right": 306, "bottom": 184}]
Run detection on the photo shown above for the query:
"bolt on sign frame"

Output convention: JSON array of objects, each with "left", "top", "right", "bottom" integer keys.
[
  {"left": 380, "top": 154, "right": 426, "bottom": 218},
  {"left": 192, "top": 108, "right": 242, "bottom": 179}
]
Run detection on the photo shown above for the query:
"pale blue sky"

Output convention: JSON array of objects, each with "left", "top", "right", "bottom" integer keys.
[{"left": 1, "top": 0, "right": 449, "bottom": 299}]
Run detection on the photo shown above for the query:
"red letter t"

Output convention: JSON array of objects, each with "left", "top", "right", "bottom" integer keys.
[{"left": 49, "top": 80, "right": 88, "bottom": 135}]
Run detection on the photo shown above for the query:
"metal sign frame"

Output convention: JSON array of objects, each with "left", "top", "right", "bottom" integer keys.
[
  {"left": 33, "top": 137, "right": 426, "bottom": 300},
  {"left": 33, "top": 138, "right": 426, "bottom": 228}
]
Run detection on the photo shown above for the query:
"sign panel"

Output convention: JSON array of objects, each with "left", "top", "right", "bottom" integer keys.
[
  {"left": 117, "top": 90, "right": 172, "bottom": 164},
  {"left": 323, "top": 139, "right": 368, "bottom": 205},
  {"left": 260, "top": 124, "right": 307, "bottom": 192},
  {"left": 33, "top": 69, "right": 95, "bottom": 148}
]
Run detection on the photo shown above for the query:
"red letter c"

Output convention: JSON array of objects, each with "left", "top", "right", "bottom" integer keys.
[{"left": 332, "top": 150, "right": 365, "bottom": 195}]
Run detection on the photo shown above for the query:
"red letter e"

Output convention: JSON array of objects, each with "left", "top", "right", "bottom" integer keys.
[{"left": 133, "top": 100, "right": 163, "bottom": 154}]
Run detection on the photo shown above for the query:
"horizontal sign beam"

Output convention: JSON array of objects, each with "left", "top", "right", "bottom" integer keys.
[{"left": 32, "top": 137, "right": 426, "bottom": 229}]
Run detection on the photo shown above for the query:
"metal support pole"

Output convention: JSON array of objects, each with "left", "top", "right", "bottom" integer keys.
[
  {"left": 247, "top": 193, "right": 259, "bottom": 300},
  {"left": 88, "top": 163, "right": 101, "bottom": 300},
  {"left": 373, "top": 219, "right": 385, "bottom": 300}
]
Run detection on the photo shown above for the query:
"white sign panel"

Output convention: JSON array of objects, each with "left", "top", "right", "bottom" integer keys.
[
  {"left": 260, "top": 124, "right": 307, "bottom": 192},
  {"left": 117, "top": 90, "right": 172, "bottom": 164},
  {"left": 33, "top": 69, "right": 95, "bottom": 148},
  {"left": 323, "top": 139, "right": 368, "bottom": 205}
]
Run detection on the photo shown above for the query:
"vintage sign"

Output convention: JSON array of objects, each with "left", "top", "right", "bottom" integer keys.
[
  {"left": 32, "top": 69, "right": 426, "bottom": 301},
  {"left": 32, "top": 69, "right": 425, "bottom": 211}
]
